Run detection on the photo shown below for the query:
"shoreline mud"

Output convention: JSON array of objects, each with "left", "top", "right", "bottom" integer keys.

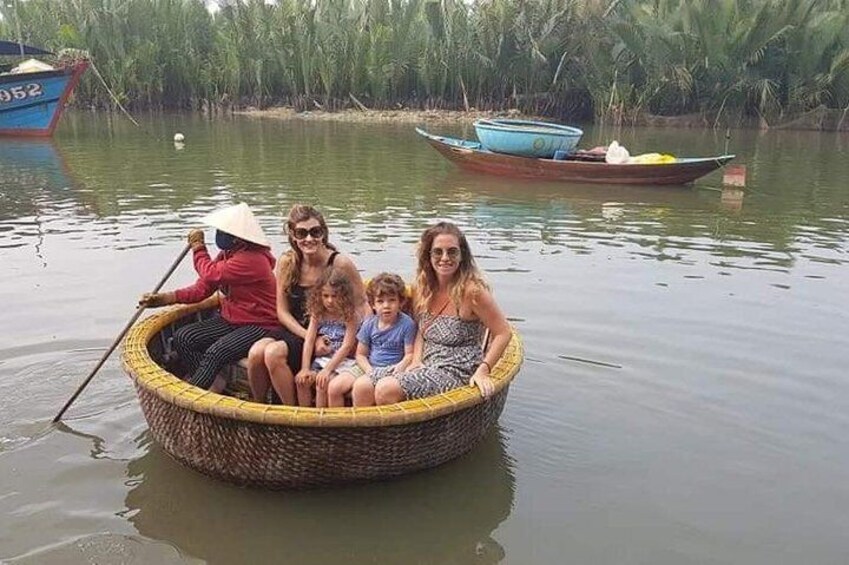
[
  {"left": 234, "top": 107, "right": 528, "bottom": 124},
  {"left": 235, "top": 105, "right": 849, "bottom": 131}
]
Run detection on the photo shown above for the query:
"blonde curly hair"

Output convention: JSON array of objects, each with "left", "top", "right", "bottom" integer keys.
[{"left": 306, "top": 267, "right": 357, "bottom": 323}]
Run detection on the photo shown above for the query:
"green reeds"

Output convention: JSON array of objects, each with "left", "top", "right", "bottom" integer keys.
[{"left": 1, "top": 0, "right": 847, "bottom": 124}]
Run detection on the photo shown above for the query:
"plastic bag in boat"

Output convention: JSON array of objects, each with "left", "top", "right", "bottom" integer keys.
[
  {"left": 605, "top": 141, "right": 630, "bottom": 164},
  {"left": 11, "top": 58, "right": 54, "bottom": 74},
  {"left": 629, "top": 153, "right": 677, "bottom": 164}
]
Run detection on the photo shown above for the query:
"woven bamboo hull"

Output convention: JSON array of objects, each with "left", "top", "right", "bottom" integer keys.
[
  {"left": 122, "top": 303, "right": 523, "bottom": 489},
  {"left": 135, "top": 381, "right": 507, "bottom": 489}
]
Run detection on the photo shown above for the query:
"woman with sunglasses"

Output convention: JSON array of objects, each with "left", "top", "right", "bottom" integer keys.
[
  {"left": 246, "top": 204, "right": 368, "bottom": 405},
  {"left": 352, "top": 221, "right": 511, "bottom": 406}
]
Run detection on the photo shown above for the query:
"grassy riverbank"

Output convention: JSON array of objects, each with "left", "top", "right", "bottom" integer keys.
[{"left": 4, "top": 0, "right": 848, "bottom": 128}]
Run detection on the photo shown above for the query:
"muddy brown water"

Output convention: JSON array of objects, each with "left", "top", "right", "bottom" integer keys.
[{"left": 1, "top": 114, "right": 848, "bottom": 563}]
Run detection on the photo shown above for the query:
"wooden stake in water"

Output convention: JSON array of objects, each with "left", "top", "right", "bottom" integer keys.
[
  {"left": 722, "top": 164, "right": 747, "bottom": 187},
  {"left": 13, "top": 0, "right": 24, "bottom": 57},
  {"left": 53, "top": 243, "right": 191, "bottom": 422}
]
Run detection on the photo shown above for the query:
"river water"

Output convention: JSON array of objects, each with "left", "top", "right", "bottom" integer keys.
[{"left": 1, "top": 114, "right": 848, "bottom": 564}]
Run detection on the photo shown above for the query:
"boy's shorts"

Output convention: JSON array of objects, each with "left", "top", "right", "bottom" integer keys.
[{"left": 366, "top": 364, "right": 398, "bottom": 386}]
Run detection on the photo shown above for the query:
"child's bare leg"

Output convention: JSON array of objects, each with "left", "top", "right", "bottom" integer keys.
[
  {"left": 247, "top": 338, "right": 274, "bottom": 402},
  {"left": 296, "top": 381, "right": 313, "bottom": 407},
  {"left": 265, "top": 341, "right": 296, "bottom": 405},
  {"left": 352, "top": 375, "right": 376, "bottom": 407},
  {"left": 315, "top": 380, "right": 329, "bottom": 408},
  {"left": 328, "top": 373, "right": 356, "bottom": 407},
  {"left": 374, "top": 377, "right": 404, "bottom": 405},
  {"left": 210, "top": 374, "right": 227, "bottom": 394}
]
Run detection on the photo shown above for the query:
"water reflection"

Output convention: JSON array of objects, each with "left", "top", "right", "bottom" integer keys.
[
  {"left": 0, "top": 140, "right": 76, "bottom": 261},
  {"left": 2, "top": 117, "right": 849, "bottom": 563},
  {"left": 2, "top": 117, "right": 842, "bottom": 275},
  {"left": 720, "top": 186, "right": 745, "bottom": 213},
  {"left": 0, "top": 140, "right": 75, "bottom": 192},
  {"left": 125, "top": 427, "right": 515, "bottom": 564},
  {"left": 54, "top": 420, "right": 109, "bottom": 460},
  {"left": 432, "top": 169, "right": 849, "bottom": 272}
]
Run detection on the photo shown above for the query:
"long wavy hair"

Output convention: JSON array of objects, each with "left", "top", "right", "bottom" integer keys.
[
  {"left": 413, "top": 222, "right": 488, "bottom": 315},
  {"left": 279, "top": 204, "right": 337, "bottom": 292},
  {"left": 306, "top": 267, "right": 357, "bottom": 323}
]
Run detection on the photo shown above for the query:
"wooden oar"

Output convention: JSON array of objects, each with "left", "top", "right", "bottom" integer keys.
[
  {"left": 53, "top": 243, "right": 192, "bottom": 422},
  {"left": 557, "top": 354, "right": 622, "bottom": 369}
]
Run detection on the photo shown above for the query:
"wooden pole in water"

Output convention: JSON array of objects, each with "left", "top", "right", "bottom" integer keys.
[
  {"left": 53, "top": 243, "right": 191, "bottom": 422},
  {"left": 722, "top": 164, "right": 747, "bottom": 187},
  {"left": 13, "top": 0, "right": 25, "bottom": 57}
]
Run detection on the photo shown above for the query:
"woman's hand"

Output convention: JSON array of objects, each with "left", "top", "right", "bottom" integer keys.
[
  {"left": 295, "top": 369, "right": 315, "bottom": 386},
  {"left": 187, "top": 229, "right": 205, "bottom": 251},
  {"left": 386, "top": 361, "right": 409, "bottom": 375},
  {"left": 469, "top": 365, "right": 495, "bottom": 398},
  {"left": 315, "top": 369, "right": 332, "bottom": 390},
  {"left": 405, "top": 360, "right": 424, "bottom": 372},
  {"left": 138, "top": 292, "right": 175, "bottom": 308}
]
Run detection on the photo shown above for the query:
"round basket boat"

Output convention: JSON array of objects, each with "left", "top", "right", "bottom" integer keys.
[
  {"left": 474, "top": 118, "right": 584, "bottom": 158},
  {"left": 121, "top": 302, "right": 523, "bottom": 489}
]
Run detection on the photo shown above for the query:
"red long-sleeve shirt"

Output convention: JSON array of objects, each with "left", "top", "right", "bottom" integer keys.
[{"left": 174, "top": 245, "right": 280, "bottom": 330}]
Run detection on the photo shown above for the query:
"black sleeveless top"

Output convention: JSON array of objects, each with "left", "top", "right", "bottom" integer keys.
[{"left": 288, "top": 251, "right": 339, "bottom": 327}]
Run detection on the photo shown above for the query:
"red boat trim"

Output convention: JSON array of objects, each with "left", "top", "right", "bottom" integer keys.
[
  {"left": 45, "top": 61, "right": 89, "bottom": 136},
  {"left": 0, "top": 127, "right": 52, "bottom": 137}
]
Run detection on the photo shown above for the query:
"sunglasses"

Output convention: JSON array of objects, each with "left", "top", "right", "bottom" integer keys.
[
  {"left": 430, "top": 246, "right": 461, "bottom": 259},
  {"left": 291, "top": 226, "right": 324, "bottom": 240}
]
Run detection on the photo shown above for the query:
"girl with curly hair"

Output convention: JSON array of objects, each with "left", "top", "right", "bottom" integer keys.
[{"left": 294, "top": 268, "right": 360, "bottom": 407}]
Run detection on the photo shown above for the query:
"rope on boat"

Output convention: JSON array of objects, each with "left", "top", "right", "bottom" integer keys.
[{"left": 88, "top": 59, "right": 146, "bottom": 132}]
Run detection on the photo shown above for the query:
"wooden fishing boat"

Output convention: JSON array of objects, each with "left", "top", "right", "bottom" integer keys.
[
  {"left": 121, "top": 301, "right": 523, "bottom": 489},
  {"left": 418, "top": 128, "right": 735, "bottom": 186},
  {"left": 0, "top": 41, "right": 88, "bottom": 137},
  {"left": 474, "top": 118, "right": 583, "bottom": 158}
]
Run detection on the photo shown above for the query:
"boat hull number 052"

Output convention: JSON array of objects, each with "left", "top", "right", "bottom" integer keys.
[{"left": 0, "top": 83, "right": 44, "bottom": 104}]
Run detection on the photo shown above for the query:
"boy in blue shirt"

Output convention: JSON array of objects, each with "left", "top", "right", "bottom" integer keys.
[{"left": 327, "top": 273, "right": 416, "bottom": 407}]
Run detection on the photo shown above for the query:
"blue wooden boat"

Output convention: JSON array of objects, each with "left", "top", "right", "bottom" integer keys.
[
  {"left": 473, "top": 119, "right": 583, "bottom": 158},
  {"left": 0, "top": 41, "right": 88, "bottom": 137}
]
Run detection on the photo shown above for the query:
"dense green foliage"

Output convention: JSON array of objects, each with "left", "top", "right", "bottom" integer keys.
[{"left": 2, "top": 0, "right": 848, "bottom": 124}]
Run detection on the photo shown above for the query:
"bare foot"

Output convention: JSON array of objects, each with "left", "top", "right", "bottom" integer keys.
[{"left": 210, "top": 374, "right": 228, "bottom": 394}]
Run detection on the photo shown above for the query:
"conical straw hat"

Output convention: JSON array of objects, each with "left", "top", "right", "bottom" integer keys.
[{"left": 201, "top": 203, "right": 270, "bottom": 247}]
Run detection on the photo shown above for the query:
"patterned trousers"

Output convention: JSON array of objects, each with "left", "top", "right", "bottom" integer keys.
[{"left": 173, "top": 314, "right": 273, "bottom": 390}]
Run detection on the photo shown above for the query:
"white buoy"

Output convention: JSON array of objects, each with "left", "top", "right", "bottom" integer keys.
[{"left": 173, "top": 132, "right": 185, "bottom": 142}]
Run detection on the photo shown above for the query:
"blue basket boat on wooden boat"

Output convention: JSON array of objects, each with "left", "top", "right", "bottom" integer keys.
[
  {"left": 473, "top": 119, "right": 583, "bottom": 158},
  {"left": 417, "top": 128, "right": 735, "bottom": 186},
  {"left": 0, "top": 41, "right": 88, "bottom": 137}
]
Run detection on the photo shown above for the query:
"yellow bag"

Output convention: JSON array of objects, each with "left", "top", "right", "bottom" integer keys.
[{"left": 629, "top": 153, "right": 676, "bottom": 164}]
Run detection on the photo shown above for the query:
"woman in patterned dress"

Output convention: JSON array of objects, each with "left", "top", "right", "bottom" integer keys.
[{"left": 351, "top": 221, "right": 511, "bottom": 405}]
